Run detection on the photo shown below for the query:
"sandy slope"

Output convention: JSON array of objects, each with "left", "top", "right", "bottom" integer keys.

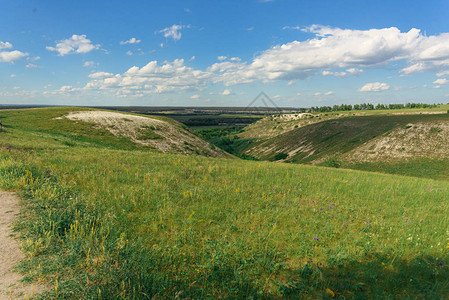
[
  {"left": 0, "top": 192, "right": 43, "bottom": 299},
  {"left": 64, "top": 111, "right": 228, "bottom": 157}
]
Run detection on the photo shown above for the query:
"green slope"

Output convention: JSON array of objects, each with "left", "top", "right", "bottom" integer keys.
[
  {"left": 241, "top": 113, "right": 449, "bottom": 180},
  {"left": 1, "top": 108, "right": 449, "bottom": 298},
  {"left": 0, "top": 107, "right": 229, "bottom": 157}
]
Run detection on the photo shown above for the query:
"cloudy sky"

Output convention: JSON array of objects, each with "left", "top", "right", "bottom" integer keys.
[{"left": 2, "top": 0, "right": 449, "bottom": 107}]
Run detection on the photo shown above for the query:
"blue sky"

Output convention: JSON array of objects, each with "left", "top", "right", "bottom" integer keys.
[{"left": 1, "top": 0, "right": 449, "bottom": 107}]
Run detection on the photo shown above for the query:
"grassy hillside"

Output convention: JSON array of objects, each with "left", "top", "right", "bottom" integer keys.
[
  {"left": 0, "top": 107, "right": 229, "bottom": 158},
  {"left": 1, "top": 108, "right": 449, "bottom": 298},
  {"left": 238, "top": 113, "right": 449, "bottom": 181},
  {"left": 239, "top": 104, "right": 449, "bottom": 140}
]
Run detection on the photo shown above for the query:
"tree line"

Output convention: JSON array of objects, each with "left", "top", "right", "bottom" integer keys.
[{"left": 296, "top": 102, "right": 441, "bottom": 113}]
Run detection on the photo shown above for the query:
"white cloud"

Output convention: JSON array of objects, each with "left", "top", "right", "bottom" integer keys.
[
  {"left": 43, "top": 85, "right": 82, "bottom": 96},
  {"left": 46, "top": 35, "right": 100, "bottom": 56},
  {"left": 83, "top": 61, "right": 95, "bottom": 67},
  {"left": 359, "top": 82, "right": 391, "bottom": 92},
  {"left": 0, "top": 41, "right": 12, "bottom": 49},
  {"left": 120, "top": 38, "right": 141, "bottom": 45},
  {"left": 126, "top": 51, "right": 133, "bottom": 56},
  {"left": 84, "top": 59, "right": 211, "bottom": 95},
  {"left": 10, "top": 74, "right": 16, "bottom": 78},
  {"left": 222, "top": 89, "right": 232, "bottom": 96},
  {"left": 282, "top": 26, "right": 301, "bottom": 30},
  {"left": 159, "top": 24, "right": 189, "bottom": 41},
  {"left": 26, "top": 63, "right": 39, "bottom": 68},
  {"left": 88, "top": 72, "right": 115, "bottom": 79},
  {"left": 206, "top": 25, "right": 449, "bottom": 85},
  {"left": 346, "top": 68, "right": 364, "bottom": 75},
  {"left": 78, "top": 25, "right": 449, "bottom": 97},
  {"left": 314, "top": 91, "right": 334, "bottom": 96},
  {"left": 322, "top": 68, "right": 363, "bottom": 77},
  {"left": 0, "top": 50, "right": 28, "bottom": 63},
  {"left": 433, "top": 78, "right": 449, "bottom": 85},
  {"left": 247, "top": 27, "right": 255, "bottom": 31},
  {"left": 190, "top": 94, "right": 200, "bottom": 99},
  {"left": 436, "top": 70, "right": 449, "bottom": 77}
]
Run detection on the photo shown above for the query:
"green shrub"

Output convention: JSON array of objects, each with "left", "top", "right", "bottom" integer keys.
[
  {"left": 324, "top": 156, "right": 341, "bottom": 168},
  {"left": 137, "top": 129, "right": 163, "bottom": 140},
  {"left": 274, "top": 152, "right": 288, "bottom": 161}
]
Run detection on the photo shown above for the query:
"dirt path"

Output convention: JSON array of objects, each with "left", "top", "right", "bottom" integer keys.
[{"left": 0, "top": 191, "right": 43, "bottom": 299}]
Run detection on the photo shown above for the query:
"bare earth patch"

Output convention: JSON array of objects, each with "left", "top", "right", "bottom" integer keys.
[
  {"left": 0, "top": 192, "right": 44, "bottom": 299},
  {"left": 64, "top": 111, "right": 228, "bottom": 157},
  {"left": 343, "top": 121, "right": 449, "bottom": 162}
]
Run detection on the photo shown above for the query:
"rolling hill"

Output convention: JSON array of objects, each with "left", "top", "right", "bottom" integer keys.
[
  {"left": 236, "top": 112, "right": 449, "bottom": 180},
  {"left": 0, "top": 107, "right": 229, "bottom": 158},
  {"left": 0, "top": 107, "right": 449, "bottom": 298}
]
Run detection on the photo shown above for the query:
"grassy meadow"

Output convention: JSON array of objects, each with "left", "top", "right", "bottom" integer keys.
[{"left": 1, "top": 108, "right": 449, "bottom": 298}]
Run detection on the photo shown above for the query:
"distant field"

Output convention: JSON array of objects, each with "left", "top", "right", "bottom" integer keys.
[{"left": 1, "top": 107, "right": 449, "bottom": 298}]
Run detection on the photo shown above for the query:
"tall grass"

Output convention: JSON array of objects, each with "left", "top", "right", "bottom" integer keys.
[
  {"left": 1, "top": 145, "right": 449, "bottom": 298},
  {"left": 1, "top": 108, "right": 449, "bottom": 298}
]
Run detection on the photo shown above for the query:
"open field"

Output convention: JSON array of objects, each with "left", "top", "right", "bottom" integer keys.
[{"left": 0, "top": 107, "right": 449, "bottom": 298}]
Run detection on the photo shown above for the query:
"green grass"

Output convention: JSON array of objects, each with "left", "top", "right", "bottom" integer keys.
[
  {"left": 241, "top": 113, "right": 449, "bottom": 180},
  {"left": 136, "top": 128, "right": 163, "bottom": 140},
  {"left": 1, "top": 107, "right": 449, "bottom": 298},
  {"left": 345, "top": 157, "right": 449, "bottom": 181}
]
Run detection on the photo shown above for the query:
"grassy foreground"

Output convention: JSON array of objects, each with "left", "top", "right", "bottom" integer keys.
[{"left": 1, "top": 108, "right": 449, "bottom": 298}]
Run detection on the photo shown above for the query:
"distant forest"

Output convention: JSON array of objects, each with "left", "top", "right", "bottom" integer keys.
[{"left": 302, "top": 102, "right": 441, "bottom": 113}]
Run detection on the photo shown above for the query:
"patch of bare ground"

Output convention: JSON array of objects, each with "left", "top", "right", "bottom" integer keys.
[
  {"left": 342, "top": 121, "right": 449, "bottom": 162},
  {"left": 238, "top": 113, "right": 347, "bottom": 139},
  {"left": 0, "top": 192, "right": 45, "bottom": 299},
  {"left": 63, "top": 111, "right": 228, "bottom": 157}
]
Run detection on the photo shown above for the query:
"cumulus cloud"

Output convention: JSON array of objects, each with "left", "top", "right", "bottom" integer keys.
[
  {"left": 433, "top": 78, "right": 449, "bottom": 85},
  {"left": 120, "top": 37, "right": 141, "bottom": 45},
  {"left": 282, "top": 26, "right": 301, "bottom": 30},
  {"left": 222, "top": 89, "right": 232, "bottom": 95},
  {"left": 43, "top": 85, "right": 82, "bottom": 96},
  {"left": 84, "top": 59, "right": 211, "bottom": 95},
  {"left": 190, "top": 94, "right": 200, "bottom": 99},
  {"left": 83, "top": 61, "right": 95, "bottom": 67},
  {"left": 437, "top": 70, "right": 449, "bottom": 77},
  {"left": 46, "top": 35, "right": 100, "bottom": 56},
  {"left": 25, "top": 63, "right": 39, "bottom": 68},
  {"left": 322, "top": 68, "right": 363, "bottom": 77},
  {"left": 314, "top": 91, "right": 334, "bottom": 96},
  {"left": 359, "top": 82, "right": 391, "bottom": 92},
  {"left": 126, "top": 51, "right": 133, "bottom": 56},
  {"left": 0, "top": 41, "right": 13, "bottom": 49},
  {"left": 88, "top": 72, "right": 114, "bottom": 79},
  {"left": 80, "top": 25, "right": 449, "bottom": 97},
  {"left": 0, "top": 50, "right": 28, "bottom": 63},
  {"left": 206, "top": 25, "right": 449, "bottom": 85},
  {"left": 159, "top": 25, "right": 190, "bottom": 41}
]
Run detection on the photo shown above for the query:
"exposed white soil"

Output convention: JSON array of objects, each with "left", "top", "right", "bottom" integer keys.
[
  {"left": 64, "top": 111, "right": 227, "bottom": 157},
  {"left": 343, "top": 121, "right": 449, "bottom": 162},
  {"left": 239, "top": 113, "right": 345, "bottom": 139},
  {"left": 0, "top": 192, "right": 45, "bottom": 299}
]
